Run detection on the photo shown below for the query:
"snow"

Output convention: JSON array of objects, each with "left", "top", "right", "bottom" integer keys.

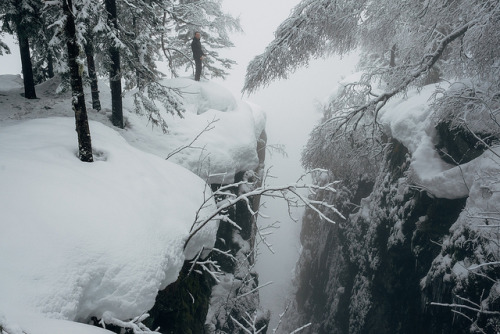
[
  {"left": 122, "top": 78, "right": 265, "bottom": 184},
  {"left": 379, "top": 83, "right": 458, "bottom": 193},
  {"left": 1, "top": 314, "right": 112, "bottom": 334},
  {"left": 379, "top": 83, "right": 500, "bottom": 200},
  {"left": 0, "top": 74, "right": 23, "bottom": 91},
  {"left": 0, "top": 75, "right": 265, "bottom": 333}
]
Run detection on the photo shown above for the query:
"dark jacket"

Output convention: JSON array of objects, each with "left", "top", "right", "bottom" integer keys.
[{"left": 191, "top": 37, "right": 204, "bottom": 60}]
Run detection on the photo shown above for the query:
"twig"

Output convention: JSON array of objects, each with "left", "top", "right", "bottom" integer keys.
[
  {"left": 166, "top": 117, "right": 219, "bottom": 160},
  {"left": 289, "top": 323, "right": 312, "bottom": 334},
  {"left": 236, "top": 281, "right": 273, "bottom": 299},
  {"left": 184, "top": 182, "right": 341, "bottom": 250},
  {"left": 430, "top": 302, "right": 500, "bottom": 316}
]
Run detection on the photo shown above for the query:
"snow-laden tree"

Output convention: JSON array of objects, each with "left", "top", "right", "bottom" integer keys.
[
  {"left": 159, "top": 0, "right": 242, "bottom": 80},
  {"left": 244, "top": 0, "right": 499, "bottom": 94},
  {"left": 244, "top": 0, "right": 499, "bottom": 184},
  {"left": 1, "top": 0, "right": 241, "bottom": 132},
  {"left": 110, "top": 0, "right": 184, "bottom": 131},
  {"left": 63, "top": 0, "right": 93, "bottom": 162},
  {"left": 0, "top": 0, "right": 44, "bottom": 99},
  {"left": 88, "top": 0, "right": 241, "bottom": 132},
  {"left": 44, "top": 0, "right": 95, "bottom": 162}
]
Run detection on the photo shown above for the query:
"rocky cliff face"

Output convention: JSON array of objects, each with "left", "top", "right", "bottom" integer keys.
[
  {"left": 282, "top": 123, "right": 500, "bottom": 334},
  {"left": 144, "top": 130, "right": 269, "bottom": 334}
]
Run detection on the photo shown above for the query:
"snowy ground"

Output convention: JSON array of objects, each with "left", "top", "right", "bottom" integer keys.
[{"left": 0, "top": 75, "right": 265, "bottom": 333}]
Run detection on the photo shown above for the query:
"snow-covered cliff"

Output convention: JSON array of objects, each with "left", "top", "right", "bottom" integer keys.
[
  {"left": 282, "top": 82, "right": 500, "bottom": 334},
  {"left": 0, "top": 75, "right": 268, "bottom": 334}
]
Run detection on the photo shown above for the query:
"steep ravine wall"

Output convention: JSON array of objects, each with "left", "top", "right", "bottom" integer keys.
[
  {"left": 143, "top": 130, "right": 269, "bottom": 334},
  {"left": 282, "top": 124, "right": 499, "bottom": 334}
]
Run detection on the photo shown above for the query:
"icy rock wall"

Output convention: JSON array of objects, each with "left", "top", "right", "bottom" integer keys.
[{"left": 282, "top": 123, "right": 500, "bottom": 334}]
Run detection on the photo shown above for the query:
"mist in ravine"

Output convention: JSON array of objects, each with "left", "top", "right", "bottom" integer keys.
[{"left": 215, "top": 1, "right": 359, "bottom": 329}]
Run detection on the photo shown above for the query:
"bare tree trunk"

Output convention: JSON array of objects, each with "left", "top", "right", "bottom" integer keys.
[
  {"left": 47, "top": 50, "right": 54, "bottom": 79},
  {"left": 63, "top": 0, "right": 93, "bottom": 162},
  {"left": 84, "top": 37, "right": 101, "bottom": 111},
  {"left": 17, "top": 29, "right": 37, "bottom": 99},
  {"left": 105, "top": 0, "right": 123, "bottom": 128}
]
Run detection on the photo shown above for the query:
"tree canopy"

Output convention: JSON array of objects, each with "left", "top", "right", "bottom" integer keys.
[
  {"left": 244, "top": 0, "right": 499, "bottom": 183},
  {"left": 244, "top": 0, "right": 499, "bottom": 94}
]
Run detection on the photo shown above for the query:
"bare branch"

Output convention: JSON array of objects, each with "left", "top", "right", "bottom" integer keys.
[
  {"left": 323, "top": 19, "right": 478, "bottom": 132},
  {"left": 230, "top": 312, "right": 267, "bottom": 334},
  {"left": 272, "top": 300, "right": 292, "bottom": 334},
  {"left": 289, "top": 323, "right": 312, "bottom": 334},
  {"left": 430, "top": 302, "right": 500, "bottom": 316},
  {"left": 183, "top": 182, "right": 342, "bottom": 250},
  {"left": 166, "top": 117, "right": 219, "bottom": 160},
  {"left": 468, "top": 261, "right": 500, "bottom": 270},
  {"left": 236, "top": 281, "right": 273, "bottom": 300}
]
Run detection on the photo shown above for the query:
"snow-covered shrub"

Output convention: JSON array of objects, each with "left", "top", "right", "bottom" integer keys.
[{"left": 302, "top": 76, "right": 382, "bottom": 186}]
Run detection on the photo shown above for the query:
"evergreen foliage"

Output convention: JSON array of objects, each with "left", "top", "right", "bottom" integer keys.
[
  {"left": 0, "top": 0, "right": 240, "bottom": 158},
  {"left": 0, "top": 0, "right": 44, "bottom": 98}
]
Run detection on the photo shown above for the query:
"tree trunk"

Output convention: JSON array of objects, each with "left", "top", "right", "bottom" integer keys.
[
  {"left": 84, "top": 38, "right": 102, "bottom": 111},
  {"left": 105, "top": 0, "right": 123, "bottom": 128},
  {"left": 17, "top": 29, "right": 37, "bottom": 99},
  {"left": 63, "top": 0, "right": 93, "bottom": 163},
  {"left": 47, "top": 50, "right": 54, "bottom": 79},
  {"left": 390, "top": 44, "right": 396, "bottom": 67}
]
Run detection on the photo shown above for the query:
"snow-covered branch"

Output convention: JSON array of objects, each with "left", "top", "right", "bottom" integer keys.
[
  {"left": 324, "top": 19, "right": 478, "bottom": 133},
  {"left": 101, "top": 312, "right": 159, "bottom": 333},
  {"left": 230, "top": 312, "right": 267, "bottom": 334},
  {"left": 236, "top": 281, "right": 273, "bottom": 300},
  {"left": 468, "top": 261, "right": 500, "bottom": 270},
  {"left": 184, "top": 181, "right": 343, "bottom": 250},
  {"left": 430, "top": 301, "right": 500, "bottom": 316},
  {"left": 289, "top": 322, "right": 312, "bottom": 334}
]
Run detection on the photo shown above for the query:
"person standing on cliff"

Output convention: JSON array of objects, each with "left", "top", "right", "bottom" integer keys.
[{"left": 191, "top": 31, "right": 205, "bottom": 81}]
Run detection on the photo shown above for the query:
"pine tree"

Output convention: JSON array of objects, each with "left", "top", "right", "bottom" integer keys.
[
  {"left": 160, "top": 0, "right": 242, "bottom": 79},
  {"left": 83, "top": 35, "right": 101, "bottom": 111},
  {"left": 62, "top": 0, "right": 93, "bottom": 162},
  {"left": 78, "top": 0, "right": 102, "bottom": 111},
  {"left": 104, "top": 0, "right": 124, "bottom": 128},
  {"left": 0, "top": 0, "right": 43, "bottom": 99}
]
